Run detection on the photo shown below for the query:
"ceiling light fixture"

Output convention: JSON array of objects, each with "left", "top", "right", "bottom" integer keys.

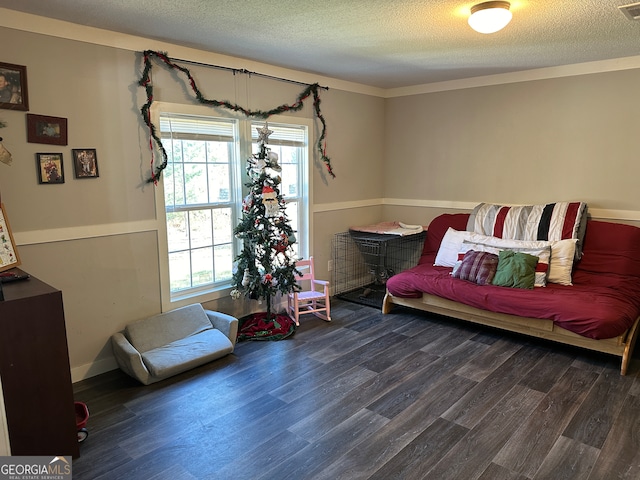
[{"left": 468, "top": 1, "right": 512, "bottom": 34}]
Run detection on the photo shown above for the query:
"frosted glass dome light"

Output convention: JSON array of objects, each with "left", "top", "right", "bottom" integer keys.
[{"left": 468, "top": 1, "right": 512, "bottom": 34}]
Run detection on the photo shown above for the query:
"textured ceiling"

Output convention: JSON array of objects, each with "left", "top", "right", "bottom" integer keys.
[{"left": 0, "top": 0, "right": 639, "bottom": 88}]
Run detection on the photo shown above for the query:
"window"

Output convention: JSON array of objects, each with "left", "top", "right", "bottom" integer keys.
[
  {"left": 250, "top": 121, "right": 308, "bottom": 260},
  {"left": 155, "top": 104, "right": 310, "bottom": 307},
  {"left": 160, "top": 114, "right": 238, "bottom": 295}
]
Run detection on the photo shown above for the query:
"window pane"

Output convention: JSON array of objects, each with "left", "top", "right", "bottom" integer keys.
[
  {"left": 279, "top": 146, "right": 298, "bottom": 164},
  {"left": 166, "top": 211, "right": 189, "bottom": 252},
  {"left": 169, "top": 250, "right": 191, "bottom": 291},
  {"left": 165, "top": 163, "right": 185, "bottom": 207},
  {"left": 213, "top": 208, "right": 232, "bottom": 244},
  {"left": 163, "top": 163, "right": 175, "bottom": 205},
  {"left": 191, "top": 247, "right": 214, "bottom": 286},
  {"left": 281, "top": 164, "right": 298, "bottom": 198},
  {"left": 182, "top": 140, "right": 206, "bottom": 163},
  {"left": 208, "top": 164, "right": 230, "bottom": 203},
  {"left": 285, "top": 201, "right": 298, "bottom": 232},
  {"left": 286, "top": 201, "right": 299, "bottom": 258},
  {"left": 214, "top": 244, "right": 233, "bottom": 282},
  {"left": 189, "top": 209, "right": 212, "bottom": 249},
  {"left": 170, "top": 140, "right": 183, "bottom": 162},
  {"left": 184, "top": 163, "right": 208, "bottom": 204},
  {"left": 207, "top": 141, "right": 230, "bottom": 163}
]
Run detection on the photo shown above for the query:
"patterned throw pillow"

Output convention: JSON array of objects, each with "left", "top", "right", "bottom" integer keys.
[{"left": 452, "top": 250, "right": 499, "bottom": 285}]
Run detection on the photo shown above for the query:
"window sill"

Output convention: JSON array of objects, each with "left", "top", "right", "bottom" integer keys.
[{"left": 166, "top": 283, "right": 231, "bottom": 311}]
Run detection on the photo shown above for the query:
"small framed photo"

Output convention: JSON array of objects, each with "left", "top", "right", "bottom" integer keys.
[
  {"left": 36, "top": 153, "right": 65, "bottom": 184},
  {"left": 0, "top": 62, "right": 28, "bottom": 111},
  {"left": 0, "top": 203, "right": 21, "bottom": 273},
  {"left": 27, "top": 114, "right": 68, "bottom": 146},
  {"left": 72, "top": 148, "right": 99, "bottom": 178}
]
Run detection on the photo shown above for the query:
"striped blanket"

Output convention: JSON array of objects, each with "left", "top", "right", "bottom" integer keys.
[{"left": 467, "top": 202, "right": 588, "bottom": 257}]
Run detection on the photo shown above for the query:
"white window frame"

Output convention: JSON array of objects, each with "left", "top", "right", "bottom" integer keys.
[{"left": 152, "top": 102, "right": 312, "bottom": 311}]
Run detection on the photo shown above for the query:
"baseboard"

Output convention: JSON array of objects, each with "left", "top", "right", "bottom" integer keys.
[{"left": 71, "top": 357, "right": 119, "bottom": 383}]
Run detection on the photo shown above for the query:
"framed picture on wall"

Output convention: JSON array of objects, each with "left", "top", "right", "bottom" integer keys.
[
  {"left": 36, "top": 153, "right": 65, "bottom": 184},
  {"left": 0, "top": 203, "right": 21, "bottom": 273},
  {"left": 27, "top": 114, "right": 68, "bottom": 146},
  {"left": 0, "top": 62, "right": 29, "bottom": 111},
  {"left": 72, "top": 148, "right": 99, "bottom": 178}
]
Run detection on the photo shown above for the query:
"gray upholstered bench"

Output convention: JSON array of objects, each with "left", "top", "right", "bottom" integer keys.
[{"left": 111, "top": 304, "right": 238, "bottom": 385}]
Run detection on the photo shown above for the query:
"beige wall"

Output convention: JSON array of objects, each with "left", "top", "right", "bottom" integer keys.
[
  {"left": 0, "top": 26, "right": 385, "bottom": 380},
  {"left": 384, "top": 69, "right": 640, "bottom": 213},
  {"left": 1, "top": 20, "right": 639, "bottom": 382}
]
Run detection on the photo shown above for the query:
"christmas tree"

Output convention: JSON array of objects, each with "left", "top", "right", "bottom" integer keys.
[{"left": 230, "top": 123, "right": 300, "bottom": 323}]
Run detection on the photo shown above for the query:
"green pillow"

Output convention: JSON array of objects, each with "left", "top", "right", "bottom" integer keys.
[{"left": 492, "top": 250, "right": 538, "bottom": 289}]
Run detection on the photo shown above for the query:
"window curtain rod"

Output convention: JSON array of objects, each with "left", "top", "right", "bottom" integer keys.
[
  {"left": 169, "top": 56, "right": 329, "bottom": 90},
  {"left": 138, "top": 50, "right": 335, "bottom": 183}
]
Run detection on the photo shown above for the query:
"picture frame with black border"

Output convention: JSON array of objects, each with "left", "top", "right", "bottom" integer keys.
[
  {"left": 72, "top": 148, "right": 99, "bottom": 178},
  {"left": 0, "top": 62, "right": 28, "bottom": 111},
  {"left": 36, "top": 152, "right": 65, "bottom": 184},
  {"left": 0, "top": 203, "right": 21, "bottom": 273},
  {"left": 27, "top": 114, "right": 68, "bottom": 145}
]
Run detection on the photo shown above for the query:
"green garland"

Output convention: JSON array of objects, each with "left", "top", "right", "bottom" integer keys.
[{"left": 138, "top": 50, "right": 335, "bottom": 183}]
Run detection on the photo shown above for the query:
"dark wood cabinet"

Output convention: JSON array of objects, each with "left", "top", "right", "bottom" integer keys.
[{"left": 0, "top": 270, "right": 79, "bottom": 458}]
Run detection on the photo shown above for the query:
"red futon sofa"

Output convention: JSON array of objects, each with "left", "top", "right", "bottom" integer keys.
[{"left": 383, "top": 213, "right": 640, "bottom": 374}]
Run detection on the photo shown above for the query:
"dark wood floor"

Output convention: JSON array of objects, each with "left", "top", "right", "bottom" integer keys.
[{"left": 71, "top": 300, "right": 640, "bottom": 479}]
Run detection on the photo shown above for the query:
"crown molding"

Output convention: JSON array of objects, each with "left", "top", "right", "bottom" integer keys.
[{"left": 385, "top": 55, "right": 640, "bottom": 98}]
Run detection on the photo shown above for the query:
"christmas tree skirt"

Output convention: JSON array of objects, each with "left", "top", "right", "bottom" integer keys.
[{"left": 237, "top": 312, "right": 296, "bottom": 341}]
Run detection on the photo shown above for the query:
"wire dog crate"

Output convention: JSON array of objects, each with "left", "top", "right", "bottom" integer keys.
[{"left": 332, "top": 230, "right": 426, "bottom": 308}]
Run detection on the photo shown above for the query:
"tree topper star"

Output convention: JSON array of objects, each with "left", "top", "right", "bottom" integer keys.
[{"left": 256, "top": 123, "right": 273, "bottom": 144}]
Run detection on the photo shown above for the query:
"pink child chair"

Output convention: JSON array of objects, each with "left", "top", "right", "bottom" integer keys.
[{"left": 287, "top": 257, "right": 331, "bottom": 326}]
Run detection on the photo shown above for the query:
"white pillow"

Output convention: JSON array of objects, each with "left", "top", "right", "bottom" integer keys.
[
  {"left": 434, "top": 228, "right": 473, "bottom": 267},
  {"left": 546, "top": 239, "right": 577, "bottom": 286}
]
